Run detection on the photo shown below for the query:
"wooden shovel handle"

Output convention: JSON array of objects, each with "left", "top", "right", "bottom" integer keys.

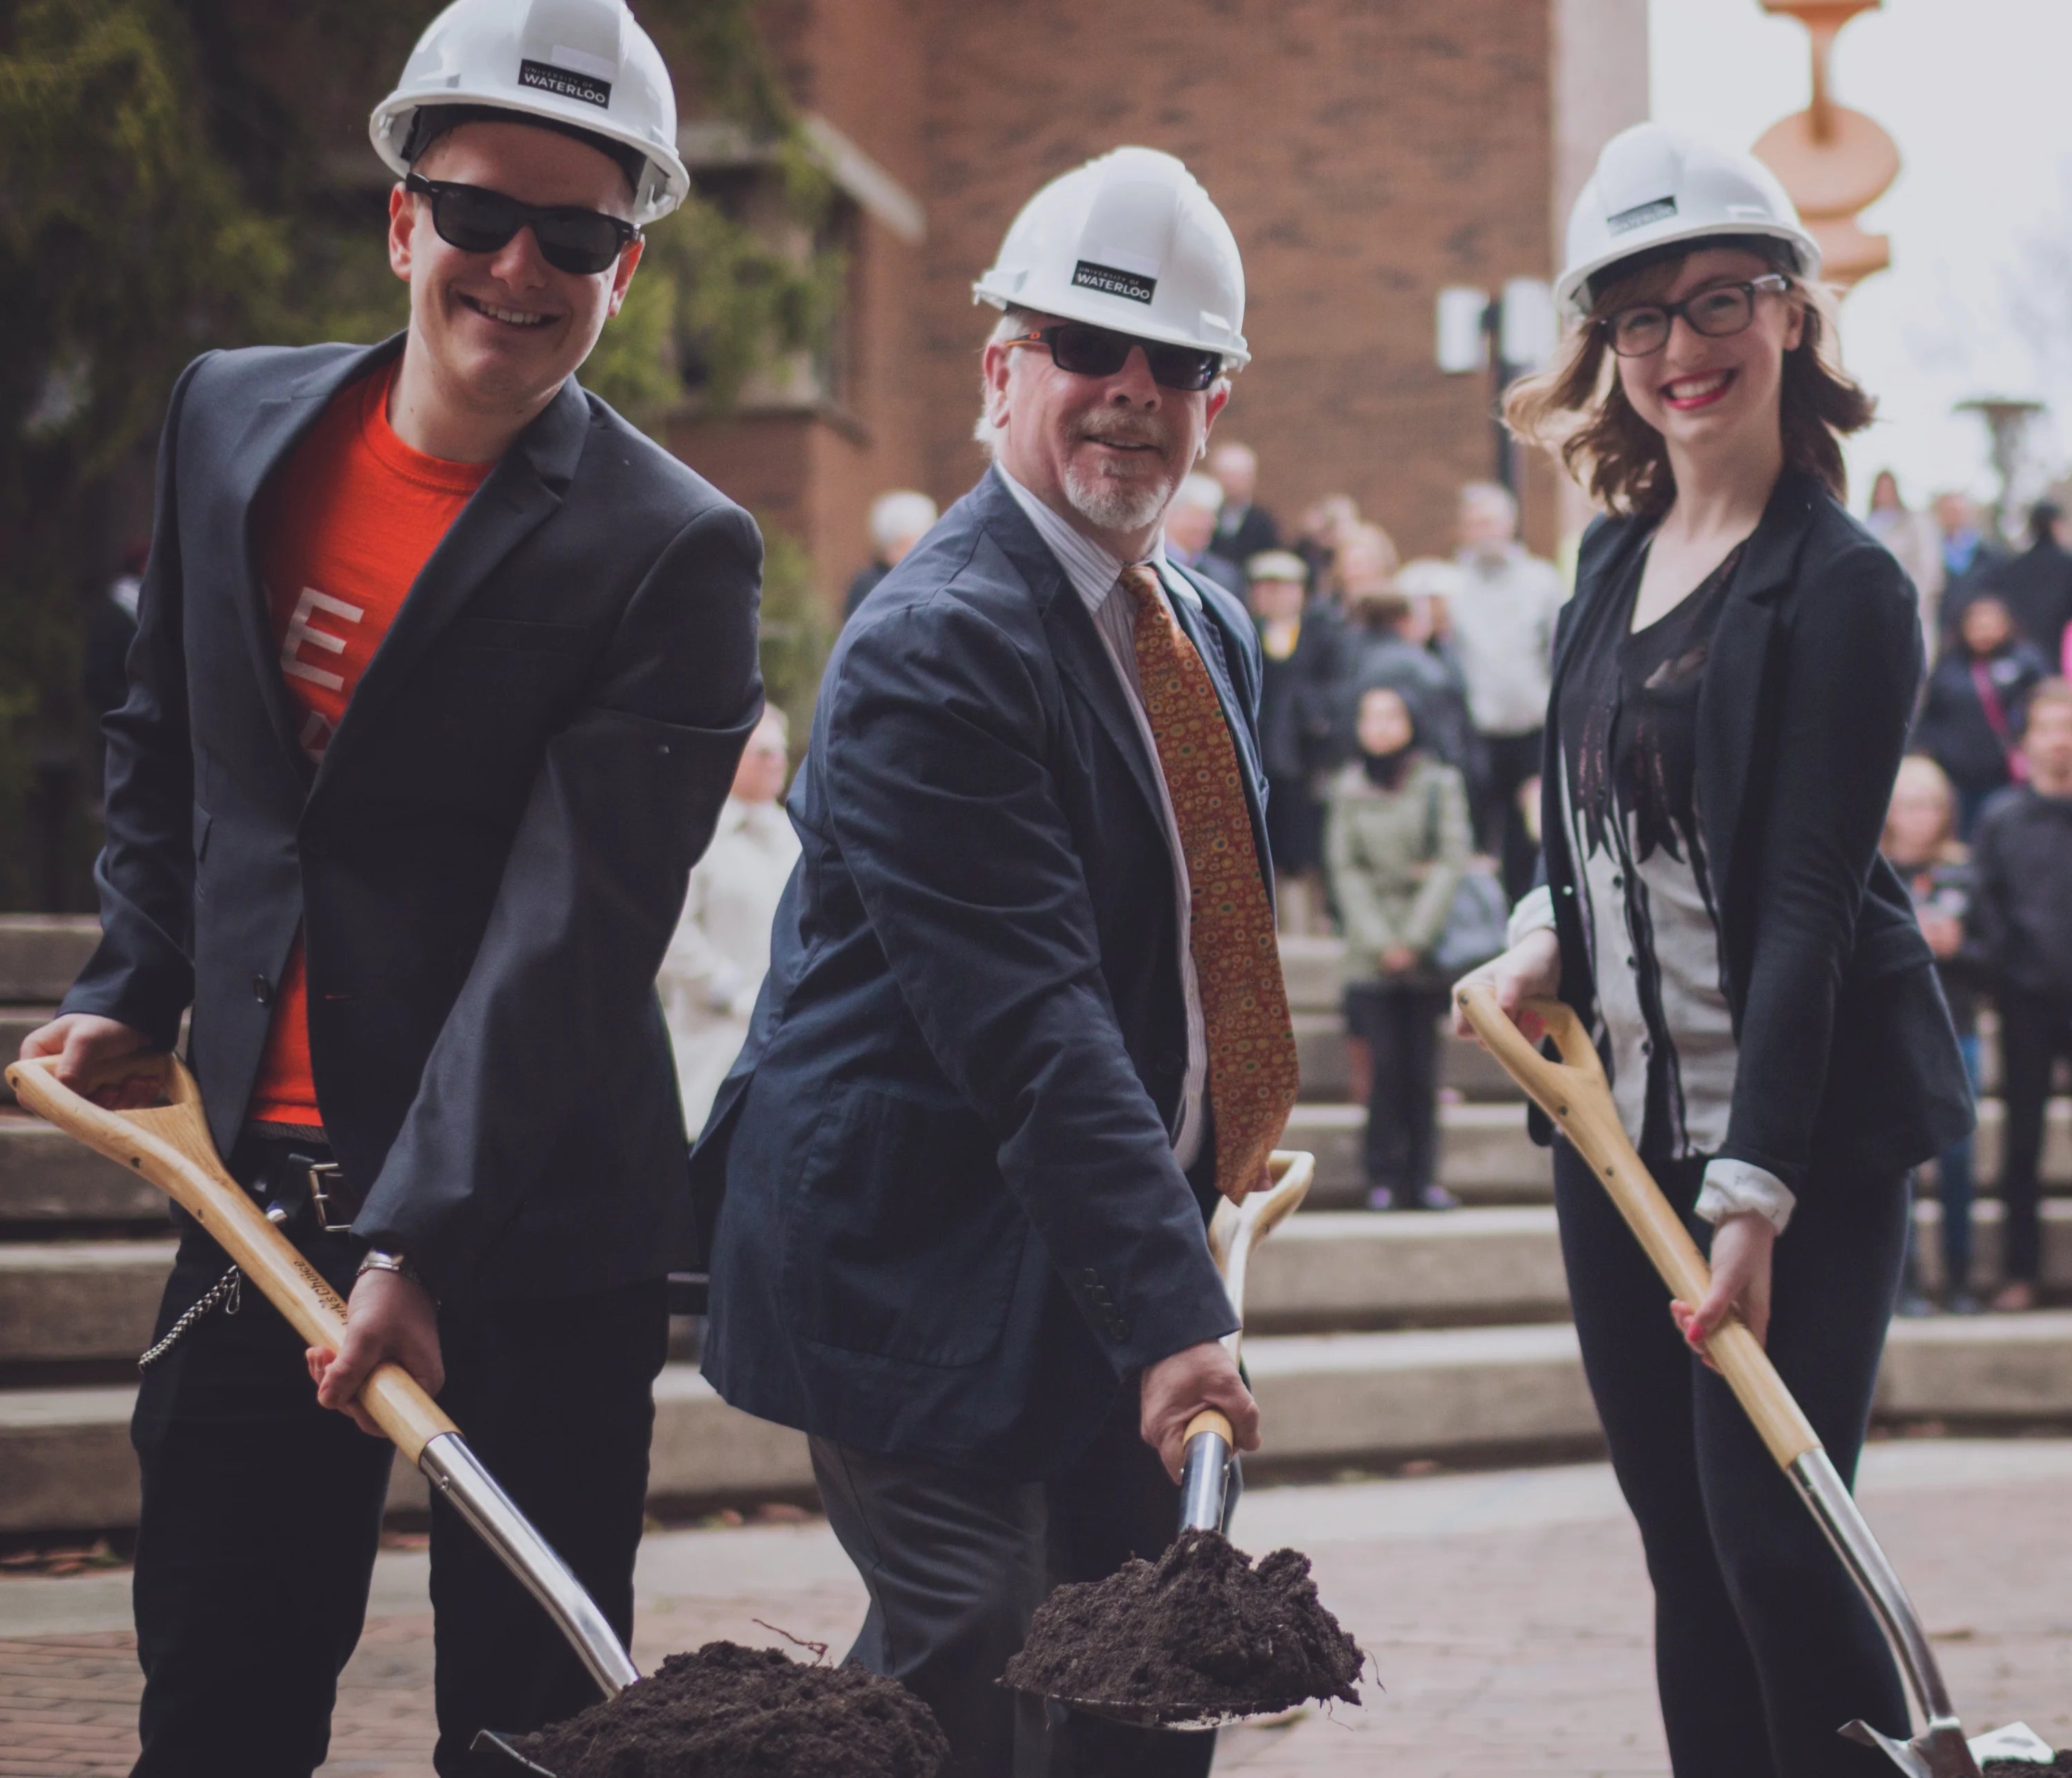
[
  {"left": 1184, "top": 1408, "right": 1234, "bottom": 1446},
  {"left": 5, "top": 1052, "right": 457, "bottom": 1466},
  {"left": 1455, "top": 986, "right": 1821, "bottom": 1470}
]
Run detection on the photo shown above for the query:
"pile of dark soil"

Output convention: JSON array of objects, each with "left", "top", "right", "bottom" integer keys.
[
  {"left": 506, "top": 1641, "right": 947, "bottom": 1777},
  {"left": 1001, "top": 1529, "right": 1364, "bottom": 1726},
  {"left": 1984, "top": 1757, "right": 2072, "bottom": 1776}
]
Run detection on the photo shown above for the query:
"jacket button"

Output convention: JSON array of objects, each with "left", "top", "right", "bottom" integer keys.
[
  {"left": 253, "top": 975, "right": 272, "bottom": 1006},
  {"left": 1109, "top": 1319, "right": 1131, "bottom": 1342},
  {"left": 1088, "top": 1286, "right": 1113, "bottom": 1308},
  {"left": 1081, "top": 1268, "right": 1100, "bottom": 1286}
]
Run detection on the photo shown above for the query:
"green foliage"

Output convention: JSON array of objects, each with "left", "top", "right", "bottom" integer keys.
[{"left": 0, "top": 0, "right": 833, "bottom": 908}]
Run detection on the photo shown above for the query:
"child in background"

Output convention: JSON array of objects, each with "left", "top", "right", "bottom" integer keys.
[
  {"left": 1970, "top": 679, "right": 2072, "bottom": 1311},
  {"left": 1881, "top": 755, "right": 1982, "bottom": 1313},
  {"left": 1327, "top": 685, "right": 1471, "bottom": 1210},
  {"left": 1912, "top": 594, "right": 2051, "bottom": 837}
]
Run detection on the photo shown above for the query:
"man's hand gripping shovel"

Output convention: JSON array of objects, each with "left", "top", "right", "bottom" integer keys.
[
  {"left": 1455, "top": 984, "right": 2055, "bottom": 1777},
  {"left": 5, "top": 1050, "right": 644, "bottom": 1763}
]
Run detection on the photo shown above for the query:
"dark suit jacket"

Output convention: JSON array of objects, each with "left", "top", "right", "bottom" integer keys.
[
  {"left": 692, "top": 468, "right": 1265, "bottom": 1478},
  {"left": 61, "top": 338, "right": 764, "bottom": 1301},
  {"left": 1536, "top": 471, "right": 1973, "bottom": 1194},
  {"left": 1214, "top": 501, "right": 1280, "bottom": 566}
]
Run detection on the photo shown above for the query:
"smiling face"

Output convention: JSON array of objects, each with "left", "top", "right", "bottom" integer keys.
[
  {"left": 1610, "top": 246, "right": 1803, "bottom": 470},
  {"left": 388, "top": 120, "right": 642, "bottom": 421},
  {"left": 983, "top": 312, "right": 1228, "bottom": 553}
]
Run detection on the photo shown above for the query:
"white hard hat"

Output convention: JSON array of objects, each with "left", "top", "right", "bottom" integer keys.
[
  {"left": 973, "top": 146, "right": 1249, "bottom": 369},
  {"left": 370, "top": 0, "right": 691, "bottom": 227},
  {"left": 1555, "top": 123, "right": 1820, "bottom": 320}
]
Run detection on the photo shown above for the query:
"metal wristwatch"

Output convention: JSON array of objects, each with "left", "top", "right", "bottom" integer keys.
[{"left": 355, "top": 1247, "right": 422, "bottom": 1286}]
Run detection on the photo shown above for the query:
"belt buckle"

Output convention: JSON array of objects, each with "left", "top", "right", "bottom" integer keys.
[{"left": 305, "top": 1162, "right": 354, "bottom": 1235}]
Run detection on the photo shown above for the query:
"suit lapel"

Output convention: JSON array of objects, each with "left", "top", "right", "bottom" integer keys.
[
  {"left": 311, "top": 374, "right": 590, "bottom": 794},
  {"left": 975, "top": 475, "right": 1173, "bottom": 843},
  {"left": 218, "top": 339, "right": 403, "bottom": 778},
  {"left": 1697, "top": 472, "right": 1821, "bottom": 922}
]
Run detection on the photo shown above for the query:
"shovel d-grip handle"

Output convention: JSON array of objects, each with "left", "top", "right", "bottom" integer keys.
[
  {"left": 6, "top": 1051, "right": 455, "bottom": 1463},
  {"left": 1453, "top": 986, "right": 1820, "bottom": 1470}
]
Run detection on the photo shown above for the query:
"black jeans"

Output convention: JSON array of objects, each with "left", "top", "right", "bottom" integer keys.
[
  {"left": 1345, "top": 981, "right": 1448, "bottom": 1194},
  {"left": 130, "top": 1138, "right": 667, "bottom": 1778},
  {"left": 809, "top": 1382, "right": 1221, "bottom": 1778},
  {"left": 1993, "top": 988, "right": 2072, "bottom": 1283},
  {"left": 1478, "top": 727, "right": 1544, "bottom": 902},
  {"left": 1553, "top": 1143, "right": 1910, "bottom": 1778}
]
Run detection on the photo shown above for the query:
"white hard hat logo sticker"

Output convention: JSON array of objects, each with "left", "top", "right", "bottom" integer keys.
[
  {"left": 517, "top": 58, "right": 611, "bottom": 108},
  {"left": 1071, "top": 260, "right": 1158, "bottom": 305},
  {"left": 1608, "top": 196, "right": 1676, "bottom": 236}
]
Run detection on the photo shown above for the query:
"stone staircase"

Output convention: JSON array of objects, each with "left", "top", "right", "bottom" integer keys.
[{"left": 3, "top": 919, "right": 2071, "bottom": 1533}]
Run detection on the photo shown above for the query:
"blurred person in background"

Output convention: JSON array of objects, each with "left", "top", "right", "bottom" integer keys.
[
  {"left": 1293, "top": 491, "right": 1361, "bottom": 598},
  {"left": 1976, "top": 499, "right": 2072, "bottom": 669},
  {"left": 1865, "top": 470, "right": 1944, "bottom": 659},
  {"left": 1247, "top": 548, "right": 1346, "bottom": 930},
  {"left": 1207, "top": 439, "right": 1278, "bottom": 561},
  {"left": 1911, "top": 593, "right": 2049, "bottom": 837},
  {"left": 1933, "top": 490, "right": 2004, "bottom": 628},
  {"left": 1968, "top": 678, "right": 2072, "bottom": 1315},
  {"left": 1327, "top": 684, "right": 1469, "bottom": 1211},
  {"left": 1880, "top": 755, "right": 1982, "bottom": 1316},
  {"left": 844, "top": 488, "right": 940, "bottom": 620},
  {"left": 1163, "top": 470, "right": 1245, "bottom": 593},
  {"left": 1449, "top": 481, "right": 1567, "bottom": 899},
  {"left": 1341, "top": 561, "right": 1472, "bottom": 774},
  {"left": 660, "top": 708, "right": 798, "bottom": 1135}
]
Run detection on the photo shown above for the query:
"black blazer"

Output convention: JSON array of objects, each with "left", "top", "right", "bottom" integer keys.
[
  {"left": 1538, "top": 471, "right": 1972, "bottom": 1194},
  {"left": 61, "top": 338, "right": 763, "bottom": 1301},
  {"left": 692, "top": 468, "right": 1260, "bottom": 1479}
]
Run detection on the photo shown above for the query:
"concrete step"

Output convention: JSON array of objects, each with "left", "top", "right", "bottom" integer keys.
[
  {"left": 0, "top": 1112, "right": 166, "bottom": 1227},
  {"left": 14, "top": 1314, "right": 2072, "bottom": 1533},
  {"left": 0, "top": 1240, "right": 175, "bottom": 1364},
  {"left": 0, "top": 917, "right": 98, "bottom": 1004},
  {"left": 0, "top": 1009, "right": 51, "bottom": 1105},
  {"left": 1287, "top": 1100, "right": 1551, "bottom": 1205},
  {"left": 1277, "top": 934, "right": 1344, "bottom": 1012}
]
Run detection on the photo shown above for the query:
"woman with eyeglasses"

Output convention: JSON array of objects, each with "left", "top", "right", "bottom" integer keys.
[{"left": 1452, "top": 124, "right": 1971, "bottom": 1778}]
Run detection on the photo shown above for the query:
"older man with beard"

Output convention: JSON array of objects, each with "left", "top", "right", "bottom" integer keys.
[{"left": 690, "top": 149, "right": 1293, "bottom": 1778}]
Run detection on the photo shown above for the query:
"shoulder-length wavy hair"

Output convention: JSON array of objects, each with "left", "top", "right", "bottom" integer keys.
[{"left": 1504, "top": 236, "right": 1874, "bottom": 519}]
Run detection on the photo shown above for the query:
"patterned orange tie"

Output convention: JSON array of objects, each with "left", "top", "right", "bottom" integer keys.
[{"left": 1120, "top": 564, "right": 1299, "bottom": 1203}]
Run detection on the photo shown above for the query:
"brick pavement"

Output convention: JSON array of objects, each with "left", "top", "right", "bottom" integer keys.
[{"left": 3, "top": 1443, "right": 2068, "bottom": 1777}]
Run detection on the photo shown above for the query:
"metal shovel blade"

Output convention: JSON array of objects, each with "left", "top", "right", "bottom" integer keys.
[
  {"left": 470, "top": 1729, "right": 559, "bottom": 1775},
  {"left": 1843, "top": 1717, "right": 2057, "bottom": 1776}
]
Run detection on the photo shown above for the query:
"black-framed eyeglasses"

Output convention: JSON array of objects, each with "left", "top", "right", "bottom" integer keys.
[
  {"left": 1004, "top": 323, "right": 1223, "bottom": 392},
  {"left": 404, "top": 173, "right": 640, "bottom": 276},
  {"left": 1598, "top": 274, "right": 1791, "bottom": 358}
]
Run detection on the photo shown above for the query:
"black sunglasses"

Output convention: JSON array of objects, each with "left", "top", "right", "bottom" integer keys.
[
  {"left": 1598, "top": 274, "right": 1791, "bottom": 358},
  {"left": 1005, "top": 323, "right": 1223, "bottom": 392},
  {"left": 405, "top": 173, "right": 640, "bottom": 276}
]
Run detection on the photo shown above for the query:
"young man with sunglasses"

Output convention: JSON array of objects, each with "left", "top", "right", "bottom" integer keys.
[
  {"left": 693, "top": 146, "right": 1289, "bottom": 1778},
  {"left": 21, "top": 2, "right": 762, "bottom": 1770}
]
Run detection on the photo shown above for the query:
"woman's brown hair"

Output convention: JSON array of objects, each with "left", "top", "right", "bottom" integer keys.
[{"left": 1504, "top": 238, "right": 1874, "bottom": 518}]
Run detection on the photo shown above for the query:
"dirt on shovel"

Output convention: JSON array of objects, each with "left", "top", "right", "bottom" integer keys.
[
  {"left": 1984, "top": 1759, "right": 2072, "bottom": 1775},
  {"left": 1002, "top": 1529, "right": 1365, "bottom": 1725},
  {"left": 506, "top": 1641, "right": 948, "bottom": 1778}
]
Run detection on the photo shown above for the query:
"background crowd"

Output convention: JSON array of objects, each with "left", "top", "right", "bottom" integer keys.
[{"left": 661, "top": 450, "right": 2072, "bottom": 1304}]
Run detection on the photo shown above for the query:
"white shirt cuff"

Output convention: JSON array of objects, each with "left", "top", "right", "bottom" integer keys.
[
  {"left": 1506, "top": 883, "right": 1557, "bottom": 948},
  {"left": 1696, "top": 1159, "right": 1796, "bottom": 1235}
]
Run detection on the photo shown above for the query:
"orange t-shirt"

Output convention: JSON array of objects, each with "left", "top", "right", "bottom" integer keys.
[{"left": 246, "top": 360, "right": 491, "bottom": 1128}]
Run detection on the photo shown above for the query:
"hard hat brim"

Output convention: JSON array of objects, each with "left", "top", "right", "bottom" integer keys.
[
  {"left": 1554, "top": 219, "right": 1822, "bottom": 318},
  {"left": 370, "top": 90, "right": 691, "bottom": 227}
]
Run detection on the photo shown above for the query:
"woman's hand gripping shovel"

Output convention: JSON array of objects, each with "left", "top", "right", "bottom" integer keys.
[
  {"left": 1455, "top": 984, "right": 2056, "bottom": 1777},
  {"left": 4, "top": 1051, "right": 644, "bottom": 1759},
  {"left": 1042, "top": 1147, "right": 1316, "bottom": 1730}
]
